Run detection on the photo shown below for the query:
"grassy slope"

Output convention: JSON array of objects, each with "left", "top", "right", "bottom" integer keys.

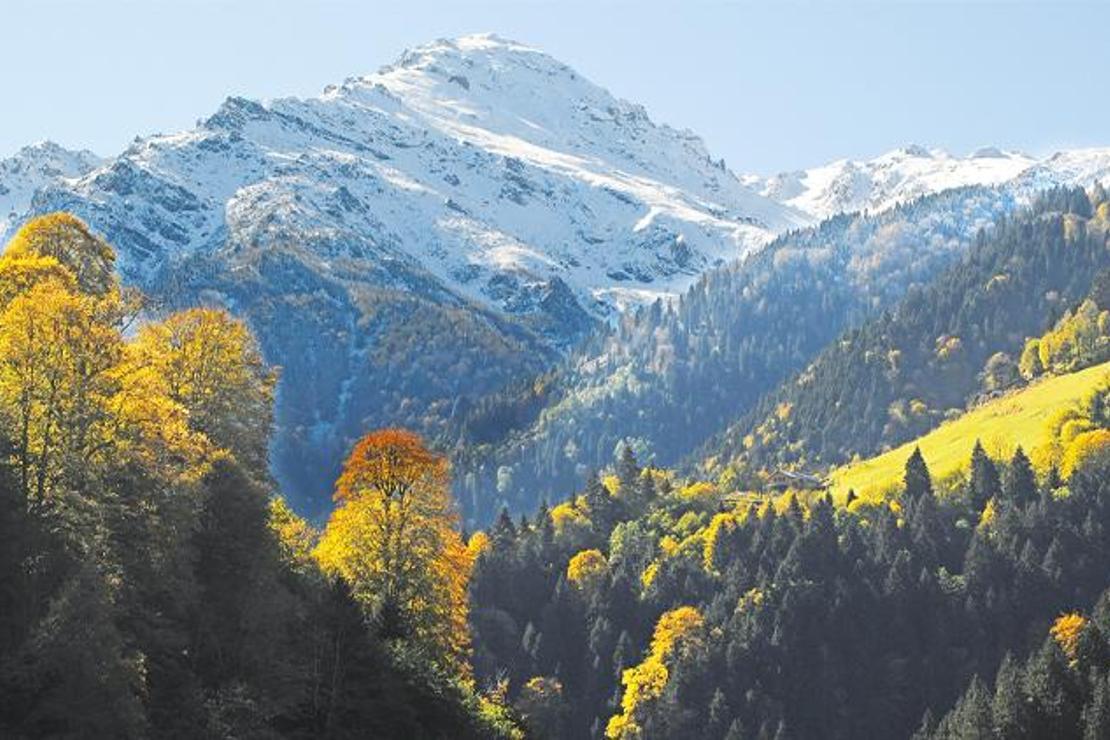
[{"left": 829, "top": 360, "right": 1110, "bottom": 501}]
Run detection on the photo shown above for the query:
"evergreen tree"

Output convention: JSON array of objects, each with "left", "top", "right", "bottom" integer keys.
[
  {"left": 968, "top": 441, "right": 1002, "bottom": 511},
  {"left": 1004, "top": 446, "right": 1038, "bottom": 504},
  {"left": 904, "top": 447, "right": 933, "bottom": 501},
  {"left": 991, "top": 653, "right": 1029, "bottom": 739}
]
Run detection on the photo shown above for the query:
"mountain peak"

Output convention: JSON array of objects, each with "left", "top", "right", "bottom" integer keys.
[
  {"left": 894, "top": 143, "right": 936, "bottom": 159},
  {"left": 1, "top": 141, "right": 103, "bottom": 241},
  {"left": 749, "top": 144, "right": 1046, "bottom": 220}
]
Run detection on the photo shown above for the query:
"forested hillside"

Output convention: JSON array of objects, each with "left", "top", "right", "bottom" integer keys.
[
  {"left": 831, "top": 359, "right": 1110, "bottom": 500},
  {"left": 450, "top": 186, "right": 1016, "bottom": 522},
  {"left": 702, "top": 185, "right": 1110, "bottom": 487},
  {"left": 7, "top": 204, "right": 1110, "bottom": 738},
  {"left": 0, "top": 215, "right": 520, "bottom": 738},
  {"left": 467, "top": 376, "right": 1110, "bottom": 738}
]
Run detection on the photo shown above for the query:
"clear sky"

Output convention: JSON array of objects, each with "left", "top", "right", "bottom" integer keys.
[{"left": 2, "top": 0, "right": 1106, "bottom": 174}]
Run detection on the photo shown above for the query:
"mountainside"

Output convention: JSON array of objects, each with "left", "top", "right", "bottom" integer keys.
[
  {"left": 452, "top": 154, "right": 1110, "bottom": 522},
  {"left": 11, "top": 34, "right": 806, "bottom": 514},
  {"left": 0, "top": 141, "right": 102, "bottom": 239},
  {"left": 35, "top": 34, "right": 805, "bottom": 319},
  {"left": 745, "top": 145, "right": 1110, "bottom": 221},
  {"left": 449, "top": 186, "right": 1019, "bottom": 521},
  {"left": 7, "top": 36, "right": 1110, "bottom": 521},
  {"left": 829, "top": 358, "right": 1110, "bottom": 501},
  {"left": 701, "top": 186, "right": 1110, "bottom": 485}
]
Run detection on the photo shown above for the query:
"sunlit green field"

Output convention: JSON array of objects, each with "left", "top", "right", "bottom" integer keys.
[{"left": 829, "top": 360, "right": 1110, "bottom": 502}]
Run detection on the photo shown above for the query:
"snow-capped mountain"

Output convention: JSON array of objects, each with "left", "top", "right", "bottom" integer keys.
[
  {"left": 8, "top": 34, "right": 814, "bottom": 512},
  {"left": 1014, "top": 147, "right": 1110, "bottom": 193},
  {"left": 744, "top": 145, "right": 1036, "bottom": 220},
  {"left": 0, "top": 141, "right": 101, "bottom": 239},
  {"left": 745, "top": 145, "right": 1110, "bottom": 221},
  {"left": 32, "top": 33, "right": 806, "bottom": 322},
  {"left": 6, "top": 33, "right": 1110, "bottom": 517}
]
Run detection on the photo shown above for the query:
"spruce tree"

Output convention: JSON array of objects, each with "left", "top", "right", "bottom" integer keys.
[
  {"left": 991, "top": 653, "right": 1028, "bottom": 739},
  {"left": 616, "top": 444, "right": 640, "bottom": 497},
  {"left": 904, "top": 447, "right": 933, "bottom": 501},
  {"left": 1005, "top": 446, "right": 1038, "bottom": 504},
  {"left": 1083, "top": 674, "right": 1110, "bottom": 740},
  {"left": 969, "top": 441, "right": 1002, "bottom": 511}
]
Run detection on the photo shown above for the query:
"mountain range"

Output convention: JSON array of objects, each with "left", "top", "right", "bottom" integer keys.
[{"left": 4, "top": 33, "right": 1110, "bottom": 518}]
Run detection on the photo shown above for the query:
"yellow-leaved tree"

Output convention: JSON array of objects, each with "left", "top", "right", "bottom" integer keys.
[
  {"left": 314, "top": 428, "right": 473, "bottom": 673},
  {"left": 130, "top": 308, "right": 276, "bottom": 474},
  {"left": 3, "top": 212, "right": 116, "bottom": 296},
  {"left": 1051, "top": 612, "right": 1088, "bottom": 666},
  {"left": 0, "top": 214, "right": 219, "bottom": 543},
  {"left": 567, "top": 548, "right": 608, "bottom": 595},
  {"left": 0, "top": 281, "right": 124, "bottom": 509},
  {"left": 607, "top": 606, "right": 704, "bottom": 738}
]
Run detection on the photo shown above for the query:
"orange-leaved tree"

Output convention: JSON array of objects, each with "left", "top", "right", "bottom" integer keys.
[{"left": 314, "top": 428, "right": 473, "bottom": 673}]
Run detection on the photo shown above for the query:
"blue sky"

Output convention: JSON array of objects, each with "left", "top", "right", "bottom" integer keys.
[{"left": 2, "top": 0, "right": 1105, "bottom": 173}]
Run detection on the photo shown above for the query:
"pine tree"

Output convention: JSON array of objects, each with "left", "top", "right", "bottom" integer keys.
[
  {"left": 585, "top": 471, "right": 618, "bottom": 533},
  {"left": 991, "top": 653, "right": 1029, "bottom": 739},
  {"left": 492, "top": 506, "right": 518, "bottom": 552},
  {"left": 968, "top": 441, "right": 1002, "bottom": 511},
  {"left": 617, "top": 444, "right": 640, "bottom": 498},
  {"left": 904, "top": 447, "right": 933, "bottom": 501},
  {"left": 1005, "top": 447, "right": 1037, "bottom": 504}
]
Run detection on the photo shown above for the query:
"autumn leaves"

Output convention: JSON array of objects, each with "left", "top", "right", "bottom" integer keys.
[
  {"left": 0, "top": 214, "right": 273, "bottom": 534},
  {"left": 316, "top": 429, "right": 474, "bottom": 675},
  {"left": 0, "top": 213, "right": 479, "bottom": 679}
]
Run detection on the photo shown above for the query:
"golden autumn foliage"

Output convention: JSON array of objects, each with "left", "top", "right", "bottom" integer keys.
[
  {"left": 1061, "top": 428, "right": 1110, "bottom": 480},
  {"left": 0, "top": 253, "right": 76, "bottom": 308},
  {"left": 1026, "top": 298, "right": 1110, "bottom": 376},
  {"left": 978, "top": 498, "right": 998, "bottom": 530},
  {"left": 607, "top": 606, "right": 704, "bottom": 739},
  {"left": 4, "top": 213, "right": 116, "bottom": 295},
  {"left": 566, "top": 548, "right": 608, "bottom": 592},
  {"left": 676, "top": 480, "right": 717, "bottom": 504},
  {"left": 737, "top": 587, "right": 765, "bottom": 613},
  {"left": 131, "top": 308, "right": 276, "bottom": 472},
  {"left": 314, "top": 429, "right": 473, "bottom": 673},
  {"left": 1051, "top": 612, "right": 1088, "bottom": 665},
  {"left": 0, "top": 213, "right": 266, "bottom": 549},
  {"left": 467, "top": 530, "right": 492, "bottom": 559},
  {"left": 268, "top": 496, "right": 317, "bottom": 571},
  {"left": 703, "top": 511, "right": 739, "bottom": 572},
  {"left": 550, "top": 498, "right": 590, "bottom": 539},
  {"left": 0, "top": 282, "right": 124, "bottom": 505}
]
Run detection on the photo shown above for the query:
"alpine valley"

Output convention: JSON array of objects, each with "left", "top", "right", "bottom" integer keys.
[
  {"left": 10, "top": 25, "right": 1110, "bottom": 740},
  {"left": 5, "top": 35, "right": 1110, "bottom": 521}
]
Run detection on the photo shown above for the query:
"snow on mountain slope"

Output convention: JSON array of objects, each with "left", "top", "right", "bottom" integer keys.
[
  {"left": 12, "top": 34, "right": 816, "bottom": 513},
  {"left": 745, "top": 145, "right": 1036, "bottom": 220},
  {"left": 1014, "top": 147, "right": 1110, "bottom": 192},
  {"left": 33, "top": 33, "right": 807, "bottom": 322},
  {"left": 0, "top": 141, "right": 102, "bottom": 240}
]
